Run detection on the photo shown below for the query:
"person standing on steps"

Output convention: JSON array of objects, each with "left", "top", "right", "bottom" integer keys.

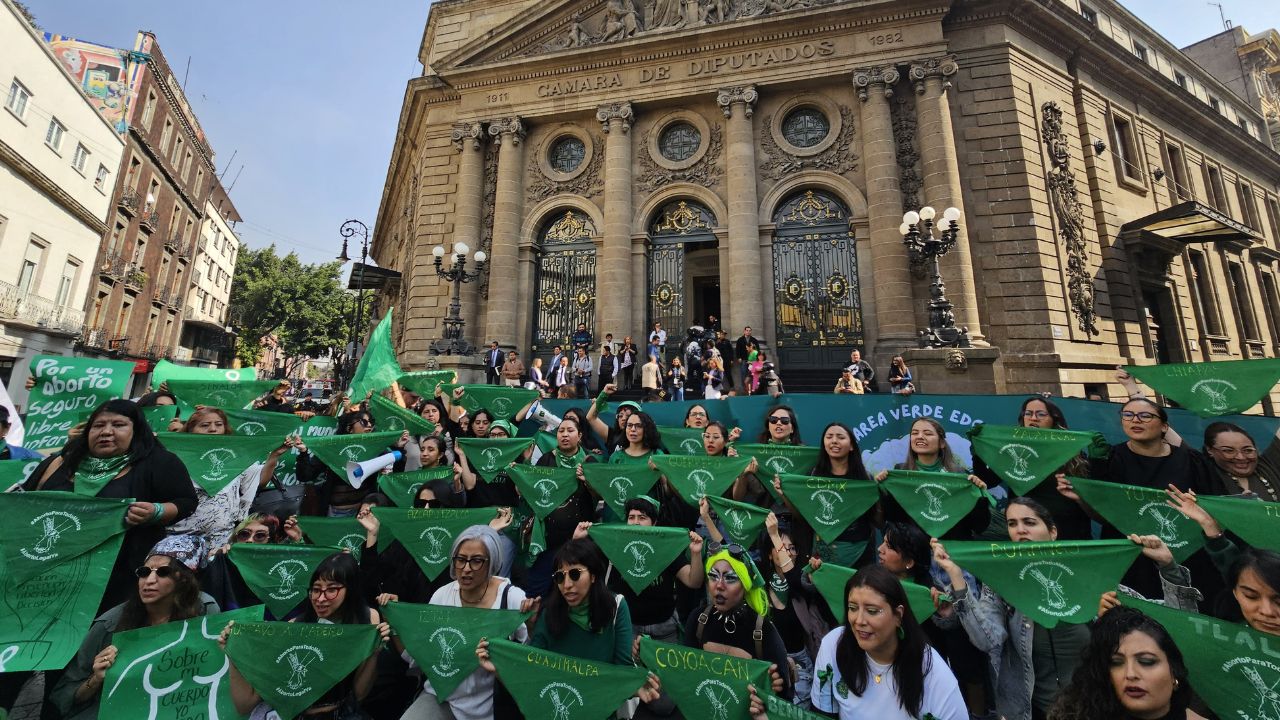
[
  {"left": 485, "top": 341, "right": 503, "bottom": 385},
  {"left": 735, "top": 326, "right": 754, "bottom": 390},
  {"left": 846, "top": 348, "right": 876, "bottom": 393},
  {"left": 500, "top": 351, "right": 525, "bottom": 388}
]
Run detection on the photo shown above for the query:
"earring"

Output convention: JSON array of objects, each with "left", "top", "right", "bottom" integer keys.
[{"left": 1173, "top": 679, "right": 1179, "bottom": 690}]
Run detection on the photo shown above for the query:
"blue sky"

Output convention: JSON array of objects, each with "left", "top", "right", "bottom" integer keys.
[{"left": 23, "top": 1, "right": 1277, "bottom": 267}]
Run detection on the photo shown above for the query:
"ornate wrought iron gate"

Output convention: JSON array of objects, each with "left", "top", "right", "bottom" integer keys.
[
  {"left": 531, "top": 211, "right": 597, "bottom": 353},
  {"left": 646, "top": 200, "right": 718, "bottom": 343}
]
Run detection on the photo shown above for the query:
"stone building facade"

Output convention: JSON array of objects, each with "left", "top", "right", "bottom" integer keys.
[
  {"left": 372, "top": 0, "right": 1280, "bottom": 402},
  {"left": 1182, "top": 26, "right": 1280, "bottom": 151}
]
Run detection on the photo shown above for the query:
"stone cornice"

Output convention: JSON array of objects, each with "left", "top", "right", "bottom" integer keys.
[
  {"left": 0, "top": 139, "right": 108, "bottom": 235},
  {"left": 129, "top": 127, "right": 204, "bottom": 218}
]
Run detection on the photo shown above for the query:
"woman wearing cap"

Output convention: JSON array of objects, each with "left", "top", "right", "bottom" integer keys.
[{"left": 53, "top": 535, "right": 220, "bottom": 719}]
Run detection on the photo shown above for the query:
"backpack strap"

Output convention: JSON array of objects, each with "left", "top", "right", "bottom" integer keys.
[
  {"left": 500, "top": 581, "right": 512, "bottom": 610},
  {"left": 35, "top": 456, "right": 65, "bottom": 490},
  {"left": 695, "top": 609, "right": 709, "bottom": 645},
  {"left": 753, "top": 613, "right": 765, "bottom": 660}
]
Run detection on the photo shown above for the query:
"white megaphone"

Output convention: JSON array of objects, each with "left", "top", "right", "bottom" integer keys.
[{"left": 346, "top": 450, "right": 402, "bottom": 488}]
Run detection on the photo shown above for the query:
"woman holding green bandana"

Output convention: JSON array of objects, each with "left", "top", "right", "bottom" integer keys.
[
  {"left": 585, "top": 385, "right": 642, "bottom": 456},
  {"left": 527, "top": 416, "right": 598, "bottom": 597}
]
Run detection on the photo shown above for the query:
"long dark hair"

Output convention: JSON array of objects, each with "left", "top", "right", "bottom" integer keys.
[
  {"left": 882, "top": 521, "right": 933, "bottom": 588},
  {"left": 757, "top": 405, "right": 801, "bottom": 445},
  {"left": 467, "top": 409, "right": 495, "bottom": 438},
  {"left": 703, "top": 421, "right": 730, "bottom": 456},
  {"left": 812, "top": 422, "right": 869, "bottom": 480},
  {"left": 337, "top": 410, "right": 373, "bottom": 435},
  {"left": 298, "top": 553, "right": 370, "bottom": 625},
  {"left": 1050, "top": 607, "right": 1192, "bottom": 720},
  {"left": 835, "top": 565, "right": 929, "bottom": 716},
  {"left": 1007, "top": 496, "right": 1057, "bottom": 532},
  {"left": 116, "top": 556, "right": 203, "bottom": 632},
  {"left": 419, "top": 436, "right": 448, "bottom": 467},
  {"left": 562, "top": 407, "right": 603, "bottom": 454},
  {"left": 903, "top": 418, "right": 963, "bottom": 472},
  {"left": 1217, "top": 547, "right": 1280, "bottom": 625},
  {"left": 621, "top": 411, "right": 660, "bottom": 453},
  {"left": 60, "top": 399, "right": 159, "bottom": 472},
  {"left": 1018, "top": 396, "right": 1089, "bottom": 476},
  {"left": 137, "top": 391, "right": 178, "bottom": 407},
  {"left": 542, "top": 539, "right": 614, "bottom": 638}
]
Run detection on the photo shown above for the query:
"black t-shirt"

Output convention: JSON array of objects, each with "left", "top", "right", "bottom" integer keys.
[
  {"left": 609, "top": 556, "right": 687, "bottom": 626},
  {"left": 1098, "top": 442, "right": 1217, "bottom": 495},
  {"left": 683, "top": 604, "right": 794, "bottom": 700},
  {"left": 533, "top": 452, "right": 597, "bottom": 551}
]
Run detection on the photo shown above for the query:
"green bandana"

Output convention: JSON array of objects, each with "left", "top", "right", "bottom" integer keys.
[
  {"left": 941, "top": 540, "right": 1140, "bottom": 627},
  {"left": 71, "top": 452, "right": 130, "bottom": 497},
  {"left": 222, "top": 407, "right": 304, "bottom": 437},
  {"left": 1124, "top": 358, "right": 1280, "bottom": 417},
  {"left": 306, "top": 430, "right": 404, "bottom": 478},
  {"left": 637, "top": 636, "right": 771, "bottom": 720},
  {"left": 506, "top": 465, "right": 581, "bottom": 518},
  {"left": 372, "top": 507, "right": 499, "bottom": 580},
  {"left": 369, "top": 392, "right": 437, "bottom": 436},
  {"left": 568, "top": 603, "right": 593, "bottom": 632},
  {"left": 581, "top": 464, "right": 662, "bottom": 520},
  {"left": 527, "top": 514, "right": 547, "bottom": 559},
  {"left": 1069, "top": 477, "right": 1205, "bottom": 562},
  {"left": 349, "top": 308, "right": 404, "bottom": 401},
  {"left": 440, "top": 384, "right": 538, "bottom": 422},
  {"left": 487, "top": 637, "right": 648, "bottom": 720},
  {"left": 658, "top": 427, "right": 707, "bottom": 456},
  {"left": 153, "top": 359, "right": 257, "bottom": 386},
  {"left": 534, "top": 430, "right": 558, "bottom": 455},
  {"left": 381, "top": 601, "right": 530, "bottom": 701},
  {"left": 142, "top": 404, "right": 179, "bottom": 433},
  {"left": 101, "top": 605, "right": 265, "bottom": 718},
  {"left": 778, "top": 473, "right": 881, "bottom": 544},
  {"left": 808, "top": 562, "right": 939, "bottom": 624},
  {"left": 396, "top": 370, "right": 457, "bottom": 399},
  {"left": 24, "top": 354, "right": 135, "bottom": 453},
  {"left": 0, "top": 490, "right": 129, "bottom": 586},
  {"left": 735, "top": 443, "right": 821, "bottom": 480},
  {"left": 380, "top": 466, "right": 454, "bottom": 507},
  {"left": 1119, "top": 594, "right": 1280, "bottom": 720},
  {"left": 297, "top": 516, "right": 367, "bottom": 559},
  {"left": 1196, "top": 494, "right": 1280, "bottom": 551},
  {"left": 967, "top": 423, "right": 1103, "bottom": 495},
  {"left": 588, "top": 524, "right": 691, "bottom": 594},
  {"left": 166, "top": 379, "right": 280, "bottom": 410},
  {"left": 0, "top": 458, "right": 45, "bottom": 491},
  {"left": 880, "top": 470, "right": 993, "bottom": 538},
  {"left": 706, "top": 494, "right": 771, "bottom": 547},
  {"left": 223, "top": 620, "right": 379, "bottom": 720},
  {"left": 457, "top": 438, "right": 536, "bottom": 480},
  {"left": 228, "top": 543, "right": 341, "bottom": 618},
  {"left": 157, "top": 431, "right": 281, "bottom": 496},
  {"left": 650, "top": 455, "right": 752, "bottom": 506},
  {"left": 764, "top": 690, "right": 830, "bottom": 720}
]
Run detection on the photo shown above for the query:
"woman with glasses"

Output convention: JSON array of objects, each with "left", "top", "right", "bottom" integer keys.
[
  {"left": 54, "top": 536, "right": 218, "bottom": 720},
  {"left": 585, "top": 387, "right": 642, "bottom": 456},
  {"left": 758, "top": 405, "right": 802, "bottom": 445},
  {"left": 874, "top": 417, "right": 991, "bottom": 540},
  {"left": 1198, "top": 421, "right": 1280, "bottom": 500},
  {"left": 202, "top": 514, "right": 283, "bottom": 611},
  {"left": 296, "top": 409, "right": 410, "bottom": 517},
  {"left": 609, "top": 410, "right": 663, "bottom": 465}
]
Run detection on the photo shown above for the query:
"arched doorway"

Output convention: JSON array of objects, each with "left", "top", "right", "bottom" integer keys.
[
  {"left": 771, "top": 189, "right": 863, "bottom": 369},
  {"left": 647, "top": 200, "right": 719, "bottom": 352},
  {"left": 531, "top": 210, "right": 598, "bottom": 353}
]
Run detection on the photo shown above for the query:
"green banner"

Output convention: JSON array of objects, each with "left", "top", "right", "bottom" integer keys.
[
  {"left": 942, "top": 540, "right": 1140, "bottom": 627},
  {"left": 441, "top": 385, "right": 538, "bottom": 422},
  {"left": 637, "top": 636, "right": 771, "bottom": 720},
  {"left": 368, "top": 392, "right": 435, "bottom": 436},
  {"left": 967, "top": 423, "right": 1102, "bottom": 495},
  {"left": 142, "top": 404, "right": 179, "bottom": 434},
  {"left": 588, "top": 524, "right": 691, "bottom": 594},
  {"left": 379, "top": 467, "right": 454, "bottom": 508},
  {"left": 305, "top": 430, "right": 403, "bottom": 478},
  {"left": 381, "top": 601, "right": 529, "bottom": 701},
  {"left": 1196, "top": 495, "right": 1280, "bottom": 552},
  {"left": 488, "top": 637, "right": 648, "bottom": 720},
  {"left": 580, "top": 464, "right": 661, "bottom": 520},
  {"left": 349, "top": 309, "right": 404, "bottom": 402},
  {"left": 650, "top": 455, "right": 752, "bottom": 507},
  {"left": 1125, "top": 358, "right": 1280, "bottom": 417},
  {"left": 734, "top": 443, "right": 821, "bottom": 479},
  {"left": 1070, "top": 478, "right": 1205, "bottom": 562},
  {"left": 228, "top": 543, "right": 340, "bottom": 618},
  {"left": 155, "top": 432, "right": 281, "bottom": 496},
  {"left": 658, "top": 427, "right": 707, "bottom": 456},
  {"left": 222, "top": 408, "right": 303, "bottom": 438},
  {"left": 223, "top": 620, "right": 378, "bottom": 720},
  {"left": 100, "top": 605, "right": 265, "bottom": 720},
  {"left": 1119, "top": 594, "right": 1280, "bottom": 720},
  {"left": 24, "top": 354, "right": 135, "bottom": 452},
  {"left": 456, "top": 438, "right": 535, "bottom": 479},
  {"left": 396, "top": 370, "right": 457, "bottom": 399},
  {"left": 0, "top": 490, "right": 130, "bottom": 585},
  {"left": 373, "top": 507, "right": 498, "bottom": 580},
  {"left": 152, "top": 360, "right": 257, "bottom": 387},
  {"left": 706, "top": 495, "right": 770, "bottom": 547},
  {"left": 880, "top": 470, "right": 991, "bottom": 538},
  {"left": 778, "top": 474, "right": 881, "bottom": 544},
  {"left": 506, "top": 465, "right": 580, "bottom": 518},
  {"left": 166, "top": 379, "right": 280, "bottom": 411},
  {"left": 808, "top": 562, "right": 938, "bottom": 625},
  {"left": 0, "top": 457, "right": 44, "bottom": 491},
  {"left": 296, "top": 516, "right": 367, "bottom": 559}
]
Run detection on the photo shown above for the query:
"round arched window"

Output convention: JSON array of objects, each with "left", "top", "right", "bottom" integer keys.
[
  {"left": 781, "top": 107, "right": 830, "bottom": 148},
  {"left": 659, "top": 122, "right": 701, "bottom": 162},
  {"left": 548, "top": 136, "right": 586, "bottom": 173}
]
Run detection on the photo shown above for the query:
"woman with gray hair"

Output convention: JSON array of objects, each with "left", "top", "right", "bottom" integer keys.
[{"left": 395, "top": 524, "right": 537, "bottom": 720}]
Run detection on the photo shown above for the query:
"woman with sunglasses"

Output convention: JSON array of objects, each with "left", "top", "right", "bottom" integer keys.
[
  {"left": 522, "top": 417, "right": 599, "bottom": 597},
  {"left": 296, "top": 409, "right": 410, "bottom": 517},
  {"left": 731, "top": 406, "right": 806, "bottom": 505},
  {"left": 54, "top": 536, "right": 218, "bottom": 719}
]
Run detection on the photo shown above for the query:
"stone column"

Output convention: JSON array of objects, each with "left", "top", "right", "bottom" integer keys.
[
  {"left": 485, "top": 116, "right": 526, "bottom": 347},
  {"left": 717, "top": 86, "right": 764, "bottom": 338},
  {"left": 450, "top": 121, "right": 486, "bottom": 347},
  {"left": 597, "top": 102, "right": 635, "bottom": 343},
  {"left": 854, "top": 66, "right": 916, "bottom": 347},
  {"left": 910, "top": 57, "right": 986, "bottom": 343}
]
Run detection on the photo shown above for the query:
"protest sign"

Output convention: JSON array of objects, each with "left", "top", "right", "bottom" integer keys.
[
  {"left": 24, "top": 355, "right": 134, "bottom": 451},
  {"left": 228, "top": 544, "right": 340, "bottom": 618},
  {"left": 381, "top": 602, "right": 529, "bottom": 701},
  {"left": 588, "top": 524, "right": 691, "bottom": 594},
  {"left": 488, "top": 637, "right": 647, "bottom": 720}
]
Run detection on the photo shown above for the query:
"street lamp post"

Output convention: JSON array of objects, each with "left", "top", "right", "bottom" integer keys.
[
  {"left": 431, "top": 242, "right": 487, "bottom": 355},
  {"left": 337, "top": 219, "right": 371, "bottom": 388},
  {"left": 900, "top": 206, "right": 972, "bottom": 348}
]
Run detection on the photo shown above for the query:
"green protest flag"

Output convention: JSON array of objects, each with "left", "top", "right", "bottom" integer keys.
[
  {"left": 942, "top": 540, "right": 1140, "bottom": 627},
  {"left": 368, "top": 392, "right": 436, "bottom": 436},
  {"left": 778, "top": 474, "right": 881, "bottom": 544},
  {"left": 880, "top": 470, "right": 992, "bottom": 538},
  {"left": 100, "top": 604, "right": 265, "bottom": 720},
  {"left": 507, "top": 465, "right": 580, "bottom": 518},
  {"left": 440, "top": 384, "right": 538, "bottom": 422},
  {"left": 658, "top": 427, "right": 707, "bottom": 456},
  {"left": 734, "top": 443, "right": 822, "bottom": 479},
  {"left": 296, "top": 516, "right": 367, "bottom": 559},
  {"left": 24, "top": 355, "right": 135, "bottom": 452},
  {"left": 650, "top": 455, "right": 752, "bottom": 506},
  {"left": 305, "top": 430, "right": 404, "bottom": 478},
  {"left": 706, "top": 495, "right": 771, "bottom": 547},
  {"left": 223, "top": 620, "right": 378, "bottom": 720},
  {"left": 967, "top": 423, "right": 1102, "bottom": 495},
  {"left": 0, "top": 457, "right": 44, "bottom": 491},
  {"left": 488, "top": 637, "right": 648, "bottom": 720},
  {"left": 1119, "top": 595, "right": 1280, "bottom": 720},
  {"left": 1196, "top": 494, "right": 1280, "bottom": 552},
  {"left": 527, "top": 514, "right": 547, "bottom": 559},
  {"left": 637, "top": 636, "right": 771, "bottom": 720},
  {"left": 152, "top": 359, "right": 257, "bottom": 387},
  {"left": 1069, "top": 478, "right": 1205, "bottom": 562},
  {"left": 764, "top": 691, "right": 829, "bottom": 720},
  {"left": 580, "top": 464, "right": 661, "bottom": 520},
  {"left": 396, "top": 370, "right": 457, "bottom": 399},
  {"left": 588, "top": 524, "right": 691, "bottom": 594},
  {"left": 379, "top": 467, "right": 454, "bottom": 507},
  {"left": 808, "top": 562, "right": 939, "bottom": 624},
  {"left": 456, "top": 437, "right": 535, "bottom": 479},
  {"left": 155, "top": 432, "right": 281, "bottom": 496},
  {"left": 228, "top": 543, "right": 340, "bottom": 618},
  {"left": 373, "top": 507, "right": 498, "bottom": 580},
  {"left": 300, "top": 415, "right": 339, "bottom": 437},
  {"left": 1124, "top": 358, "right": 1280, "bottom": 417},
  {"left": 222, "top": 407, "right": 303, "bottom": 438},
  {"left": 534, "top": 430, "right": 558, "bottom": 455},
  {"left": 349, "top": 309, "right": 404, "bottom": 401},
  {"left": 166, "top": 379, "right": 280, "bottom": 410},
  {"left": 0, "top": 490, "right": 130, "bottom": 585},
  {"left": 381, "top": 601, "right": 530, "bottom": 701},
  {"left": 142, "top": 404, "right": 179, "bottom": 433}
]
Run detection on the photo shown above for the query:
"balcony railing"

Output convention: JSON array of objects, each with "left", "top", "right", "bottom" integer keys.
[
  {"left": 192, "top": 345, "right": 222, "bottom": 364},
  {"left": 164, "top": 234, "right": 181, "bottom": 252},
  {"left": 125, "top": 266, "right": 147, "bottom": 290},
  {"left": 0, "top": 280, "right": 86, "bottom": 335},
  {"left": 176, "top": 241, "right": 193, "bottom": 262},
  {"left": 80, "top": 325, "right": 110, "bottom": 350},
  {"left": 98, "top": 251, "right": 129, "bottom": 282},
  {"left": 118, "top": 188, "right": 140, "bottom": 215},
  {"left": 168, "top": 293, "right": 184, "bottom": 311},
  {"left": 147, "top": 343, "right": 171, "bottom": 361},
  {"left": 140, "top": 211, "right": 159, "bottom": 232}
]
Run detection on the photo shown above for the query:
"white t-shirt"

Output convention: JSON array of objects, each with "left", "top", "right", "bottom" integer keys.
[{"left": 809, "top": 627, "right": 967, "bottom": 720}]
